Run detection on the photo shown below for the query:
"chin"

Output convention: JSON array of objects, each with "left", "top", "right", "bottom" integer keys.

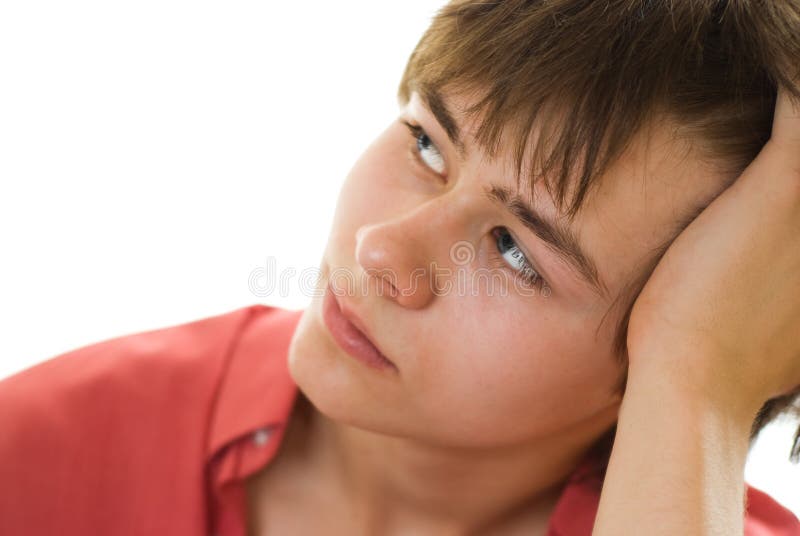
[{"left": 287, "top": 310, "right": 364, "bottom": 422}]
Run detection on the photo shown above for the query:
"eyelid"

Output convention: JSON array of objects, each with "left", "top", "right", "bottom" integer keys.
[
  {"left": 505, "top": 226, "right": 557, "bottom": 290},
  {"left": 401, "top": 119, "right": 449, "bottom": 178},
  {"left": 508, "top": 229, "right": 547, "bottom": 281},
  {"left": 491, "top": 227, "right": 552, "bottom": 294},
  {"left": 401, "top": 116, "right": 451, "bottom": 168}
]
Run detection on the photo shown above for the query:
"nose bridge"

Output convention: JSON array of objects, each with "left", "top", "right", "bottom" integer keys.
[
  {"left": 402, "top": 190, "right": 462, "bottom": 238},
  {"left": 354, "top": 189, "right": 477, "bottom": 309}
]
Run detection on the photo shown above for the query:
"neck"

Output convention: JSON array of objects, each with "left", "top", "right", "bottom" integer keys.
[{"left": 281, "top": 391, "right": 617, "bottom": 534}]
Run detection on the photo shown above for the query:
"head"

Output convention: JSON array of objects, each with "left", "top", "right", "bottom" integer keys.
[{"left": 288, "top": 0, "right": 800, "bottom": 467}]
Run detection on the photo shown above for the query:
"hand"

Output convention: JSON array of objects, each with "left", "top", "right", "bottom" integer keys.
[{"left": 625, "top": 85, "right": 800, "bottom": 421}]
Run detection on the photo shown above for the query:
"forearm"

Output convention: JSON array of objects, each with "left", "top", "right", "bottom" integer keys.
[{"left": 592, "top": 361, "right": 757, "bottom": 536}]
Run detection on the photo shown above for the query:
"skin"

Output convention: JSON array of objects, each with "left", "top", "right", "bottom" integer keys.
[
  {"left": 594, "top": 85, "right": 800, "bottom": 535},
  {"left": 245, "top": 86, "right": 756, "bottom": 535}
]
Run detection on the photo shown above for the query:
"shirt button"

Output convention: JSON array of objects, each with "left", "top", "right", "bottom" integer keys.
[{"left": 252, "top": 427, "right": 272, "bottom": 447}]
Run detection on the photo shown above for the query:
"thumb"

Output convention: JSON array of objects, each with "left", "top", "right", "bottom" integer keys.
[{"left": 770, "top": 83, "right": 800, "bottom": 154}]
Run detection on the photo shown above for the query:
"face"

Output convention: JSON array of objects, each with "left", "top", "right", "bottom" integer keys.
[{"left": 288, "top": 87, "right": 730, "bottom": 449}]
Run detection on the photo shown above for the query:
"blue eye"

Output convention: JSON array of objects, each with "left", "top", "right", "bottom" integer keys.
[
  {"left": 492, "top": 227, "right": 549, "bottom": 291},
  {"left": 399, "top": 119, "right": 549, "bottom": 296},
  {"left": 401, "top": 120, "right": 446, "bottom": 174}
]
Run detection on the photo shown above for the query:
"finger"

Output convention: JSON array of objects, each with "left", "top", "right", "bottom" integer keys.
[{"left": 771, "top": 83, "right": 800, "bottom": 150}]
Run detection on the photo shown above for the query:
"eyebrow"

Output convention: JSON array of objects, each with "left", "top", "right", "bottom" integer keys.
[
  {"left": 418, "top": 88, "right": 468, "bottom": 160},
  {"left": 416, "top": 88, "right": 608, "bottom": 297}
]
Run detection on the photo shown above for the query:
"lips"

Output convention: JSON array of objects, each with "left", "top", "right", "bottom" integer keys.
[{"left": 334, "top": 295, "right": 395, "bottom": 366}]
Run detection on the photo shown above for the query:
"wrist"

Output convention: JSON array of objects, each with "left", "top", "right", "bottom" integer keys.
[
  {"left": 625, "top": 354, "right": 760, "bottom": 438},
  {"left": 598, "top": 357, "right": 755, "bottom": 535}
]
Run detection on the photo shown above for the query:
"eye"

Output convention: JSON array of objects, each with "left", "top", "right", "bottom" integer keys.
[
  {"left": 491, "top": 227, "right": 550, "bottom": 293},
  {"left": 401, "top": 120, "right": 446, "bottom": 175}
]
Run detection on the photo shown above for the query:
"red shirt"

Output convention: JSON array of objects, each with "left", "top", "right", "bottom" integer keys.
[{"left": 1, "top": 304, "right": 797, "bottom": 536}]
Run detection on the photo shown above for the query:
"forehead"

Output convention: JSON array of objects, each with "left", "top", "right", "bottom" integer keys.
[{"left": 408, "top": 88, "right": 732, "bottom": 300}]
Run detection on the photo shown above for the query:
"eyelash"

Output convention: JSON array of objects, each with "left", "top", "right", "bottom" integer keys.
[
  {"left": 401, "top": 120, "right": 446, "bottom": 176},
  {"left": 400, "top": 119, "right": 550, "bottom": 293},
  {"left": 489, "top": 227, "right": 549, "bottom": 291}
]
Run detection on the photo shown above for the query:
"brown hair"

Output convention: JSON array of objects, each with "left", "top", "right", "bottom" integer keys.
[{"left": 397, "top": 0, "right": 800, "bottom": 468}]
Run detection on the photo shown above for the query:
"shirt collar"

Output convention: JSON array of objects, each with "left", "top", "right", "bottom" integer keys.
[
  {"left": 206, "top": 305, "right": 305, "bottom": 460},
  {"left": 547, "top": 453, "right": 605, "bottom": 535}
]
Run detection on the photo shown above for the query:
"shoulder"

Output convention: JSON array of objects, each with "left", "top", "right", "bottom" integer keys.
[
  {"left": 0, "top": 304, "right": 293, "bottom": 534},
  {"left": 0, "top": 304, "right": 262, "bottom": 423},
  {"left": 745, "top": 483, "right": 800, "bottom": 536}
]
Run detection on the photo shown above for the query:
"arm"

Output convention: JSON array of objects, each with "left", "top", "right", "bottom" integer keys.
[
  {"left": 592, "top": 85, "right": 800, "bottom": 535},
  {"left": 592, "top": 359, "right": 757, "bottom": 535}
]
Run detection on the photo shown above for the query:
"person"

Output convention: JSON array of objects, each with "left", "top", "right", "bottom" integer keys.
[{"left": 2, "top": 1, "right": 800, "bottom": 534}]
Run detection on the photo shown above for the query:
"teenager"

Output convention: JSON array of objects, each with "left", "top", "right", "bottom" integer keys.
[{"left": 2, "top": 1, "right": 799, "bottom": 534}]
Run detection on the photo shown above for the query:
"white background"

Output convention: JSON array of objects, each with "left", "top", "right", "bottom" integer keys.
[{"left": 1, "top": 0, "right": 798, "bottom": 518}]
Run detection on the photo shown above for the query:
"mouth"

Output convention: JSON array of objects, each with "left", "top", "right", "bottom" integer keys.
[{"left": 322, "top": 282, "right": 398, "bottom": 372}]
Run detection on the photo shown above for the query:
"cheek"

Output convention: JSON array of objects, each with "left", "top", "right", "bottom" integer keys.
[
  {"left": 329, "top": 125, "right": 438, "bottom": 244},
  {"left": 323, "top": 155, "right": 391, "bottom": 260},
  {"left": 337, "top": 129, "right": 409, "bottom": 216},
  {"left": 414, "top": 299, "right": 621, "bottom": 439}
]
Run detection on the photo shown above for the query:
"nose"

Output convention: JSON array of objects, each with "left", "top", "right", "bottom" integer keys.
[{"left": 354, "top": 198, "right": 467, "bottom": 310}]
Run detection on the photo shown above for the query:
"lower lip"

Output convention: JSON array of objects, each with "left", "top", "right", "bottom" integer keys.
[{"left": 322, "top": 284, "right": 397, "bottom": 373}]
